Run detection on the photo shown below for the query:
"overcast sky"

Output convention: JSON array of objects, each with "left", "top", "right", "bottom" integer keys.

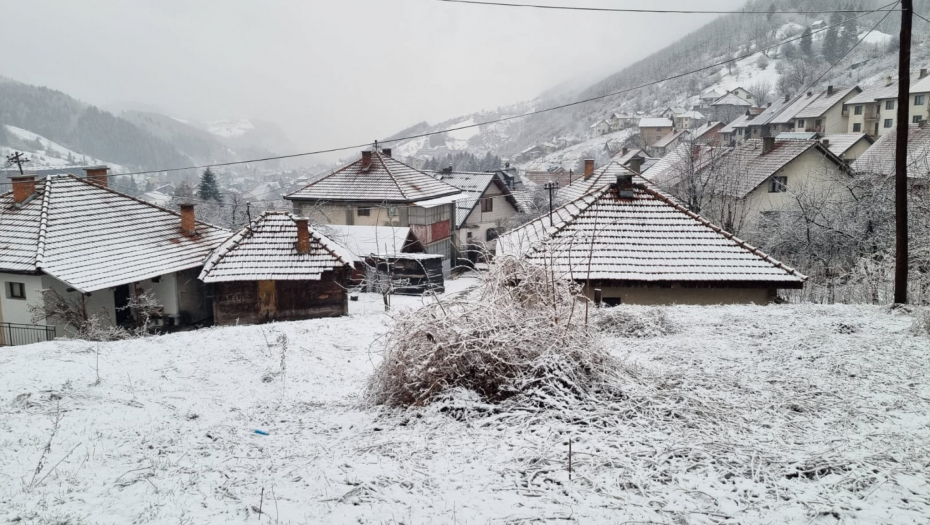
[{"left": 2, "top": 0, "right": 744, "bottom": 160}]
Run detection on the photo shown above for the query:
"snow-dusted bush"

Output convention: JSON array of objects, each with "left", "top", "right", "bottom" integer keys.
[
  {"left": 366, "top": 257, "right": 624, "bottom": 408},
  {"left": 913, "top": 308, "right": 930, "bottom": 335},
  {"left": 593, "top": 306, "right": 676, "bottom": 338}
]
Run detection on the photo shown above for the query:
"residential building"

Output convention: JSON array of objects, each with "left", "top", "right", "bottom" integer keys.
[
  {"left": 873, "top": 69, "right": 930, "bottom": 132},
  {"left": 434, "top": 171, "right": 521, "bottom": 260},
  {"left": 285, "top": 149, "right": 462, "bottom": 274},
  {"left": 709, "top": 92, "right": 754, "bottom": 123},
  {"left": 845, "top": 77, "right": 899, "bottom": 136},
  {"left": 559, "top": 159, "right": 640, "bottom": 202},
  {"left": 199, "top": 212, "right": 353, "bottom": 325},
  {"left": 639, "top": 117, "right": 674, "bottom": 147},
  {"left": 589, "top": 119, "right": 611, "bottom": 137},
  {"left": 690, "top": 121, "right": 725, "bottom": 144},
  {"left": 674, "top": 110, "right": 706, "bottom": 130},
  {"left": 652, "top": 129, "right": 690, "bottom": 157},
  {"left": 698, "top": 89, "right": 725, "bottom": 109},
  {"left": 660, "top": 106, "right": 687, "bottom": 119},
  {"left": 719, "top": 112, "right": 754, "bottom": 144},
  {"left": 497, "top": 174, "right": 805, "bottom": 305},
  {"left": 0, "top": 168, "right": 229, "bottom": 344},
  {"left": 791, "top": 85, "right": 861, "bottom": 134},
  {"left": 608, "top": 112, "right": 636, "bottom": 131},
  {"left": 818, "top": 133, "right": 874, "bottom": 163},
  {"left": 852, "top": 123, "right": 930, "bottom": 184}
]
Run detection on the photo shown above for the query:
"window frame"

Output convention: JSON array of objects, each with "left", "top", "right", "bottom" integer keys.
[
  {"left": 480, "top": 197, "right": 493, "bottom": 213},
  {"left": 886, "top": 100, "right": 895, "bottom": 110},
  {"left": 7, "top": 281, "right": 26, "bottom": 300},
  {"left": 915, "top": 94, "right": 926, "bottom": 106},
  {"left": 913, "top": 115, "right": 924, "bottom": 124},
  {"left": 854, "top": 105, "right": 863, "bottom": 115},
  {"left": 357, "top": 207, "right": 371, "bottom": 217},
  {"left": 884, "top": 118, "right": 894, "bottom": 128},
  {"left": 768, "top": 175, "right": 788, "bottom": 193},
  {"left": 853, "top": 123, "right": 862, "bottom": 132},
  {"left": 796, "top": 119, "right": 805, "bottom": 128}
]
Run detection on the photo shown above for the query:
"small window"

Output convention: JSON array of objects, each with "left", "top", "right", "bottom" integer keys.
[
  {"left": 886, "top": 100, "right": 895, "bottom": 110},
  {"left": 466, "top": 231, "right": 473, "bottom": 240},
  {"left": 915, "top": 94, "right": 925, "bottom": 106},
  {"left": 7, "top": 282, "right": 26, "bottom": 300},
  {"left": 357, "top": 207, "right": 371, "bottom": 217},
  {"left": 913, "top": 115, "right": 924, "bottom": 124},
  {"left": 768, "top": 176, "right": 787, "bottom": 193},
  {"left": 480, "top": 197, "right": 493, "bottom": 213},
  {"left": 486, "top": 228, "right": 499, "bottom": 242},
  {"left": 815, "top": 119, "right": 822, "bottom": 127},
  {"left": 796, "top": 119, "right": 805, "bottom": 128},
  {"left": 885, "top": 118, "right": 894, "bottom": 128},
  {"left": 853, "top": 123, "right": 862, "bottom": 132},
  {"left": 854, "top": 105, "right": 863, "bottom": 115},
  {"left": 387, "top": 207, "right": 398, "bottom": 217}
]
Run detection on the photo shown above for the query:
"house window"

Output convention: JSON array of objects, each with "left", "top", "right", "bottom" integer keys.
[
  {"left": 853, "top": 123, "right": 862, "bottom": 132},
  {"left": 387, "top": 207, "right": 398, "bottom": 217},
  {"left": 6, "top": 282, "right": 26, "bottom": 300},
  {"left": 913, "top": 115, "right": 924, "bottom": 124},
  {"left": 815, "top": 119, "right": 822, "bottom": 128},
  {"left": 768, "top": 176, "right": 788, "bottom": 193},
  {"left": 466, "top": 231, "right": 473, "bottom": 240},
  {"left": 480, "top": 197, "right": 493, "bottom": 213},
  {"left": 796, "top": 119, "right": 805, "bottom": 128},
  {"left": 357, "top": 207, "right": 371, "bottom": 217},
  {"left": 886, "top": 100, "right": 895, "bottom": 110},
  {"left": 915, "top": 94, "right": 925, "bottom": 106},
  {"left": 854, "top": 105, "right": 863, "bottom": 115},
  {"left": 885, "top": 118, "right": 894, "bottom": 128},
  {"left": 486, "top": 228, "right": 499, "bottom": 242}
]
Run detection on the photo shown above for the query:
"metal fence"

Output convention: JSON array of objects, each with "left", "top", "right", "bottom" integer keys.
[{"left": 0, "top": 322, "right": 56, "bottom": 347}]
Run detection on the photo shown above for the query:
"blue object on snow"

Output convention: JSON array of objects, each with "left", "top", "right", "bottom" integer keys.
[{"left": 254, "top": 430, "right": 269, "bottom": 436}]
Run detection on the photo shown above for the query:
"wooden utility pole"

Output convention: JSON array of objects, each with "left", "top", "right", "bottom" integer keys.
[
  {"left": 5, "top": 152, "right": 31, "bottom": 174},
  {"left": 895, "top": 0, "right": 912, "bottom": 304}
]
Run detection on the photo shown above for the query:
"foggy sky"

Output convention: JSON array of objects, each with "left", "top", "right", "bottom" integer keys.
[{"left": 2, "top": 0, "right": 744, "bottom": 161}]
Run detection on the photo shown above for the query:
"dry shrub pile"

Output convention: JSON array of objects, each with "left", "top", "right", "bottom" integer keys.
[
  {"left": 593, "top": 306, "right": 677, "bottom": 338},
  {"left": 366, "top": 257, "right": 624, "bottom": 408}
]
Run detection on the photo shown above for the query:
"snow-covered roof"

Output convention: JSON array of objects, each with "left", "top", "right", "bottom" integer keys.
[
  {"left": 847, "top": 79, "right": 901, "bottom": 104},
  {"left": 700, "top": 89, "right": 725, "bottom": 100},
  {"left": 139, "top": 190, "right": 173, "bottom": 207},
  {"left": 819, "top": 133, "right": 872, "bottom": 157},
  {"left": 612, "top": 112, "right": 634, "bottom": 119},
  {"left": 716, "top": 139, "right": 846, "bottom": 197},
  {"left": 433, "top": 171, "right": 519, "bottom": 228},
  {"left": 639, "top": 117, "right": 673, "bottom": 128},
  {"left": 643, "top": 143, "right": 732, "bottom": 188},
  {"left": 720, "top": 113, "right": 753, "bottom": 134},
  {"left": 794, "top": 86, "right": 860, "bottom": 119},
  {"left": 590, "top": 119, "right": 609, "bottom": 128},
  {"left": 776, "top": 132, "right": 820, "bottom": 140},
  {"left": 851, "top": 124, "right": 930, "bottom": 179},
  {"left": 653, "top": 129, "right": 690, "bottom": 149},
  {"left": 677, "top": 110, "right": 706, "bottom": 120},
  {"left": 748, "top": 97, "right": 794, "bottom": 126},
  {"left": 712, "top": 93, "right": 753, "bottom": 107},
  {"left": 613, "top": 148, "right": 647, "bottom": 164},
  {"left": 319, "top": 224, "right": 421, "bottom": 259},
  {"left": 497, "top": 177, "right": 805, "bottom": 286},
  {"left": 769, "top": 92, "right": 821, "bottom": 125},
  {"left": 910, "top": 74, "right": 930, "bottom": 94},
  {"left": 691, "top": 121, "right": 723, "bottom": 141},
  {"left": 199, "top": 212, "right": 353, "bottom": 283},
  {"left": 0, "top": 175, "right": 230, "bottom": 292},
  {"left": 287, "top": 151, "right": 460, "bottom": 203},
  {"left": 558, "top": 161, "right": 638, "bottom": 202}
]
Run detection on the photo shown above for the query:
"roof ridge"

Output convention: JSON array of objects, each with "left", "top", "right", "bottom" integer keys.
[
  {"left": 285, "top": 163, "right": 351, "bottom": 199},
  {"left": 34, "top": 177, "right": 52, "bottom": 270},
  {"left": 377, "top": 152, "right": 407, "bottom": 201},
  {"left": 199, "top": 212, "right": 263, "bottom": 280},
  {"left": 307, "top": 225, "right": 353, "bottom": 268}
]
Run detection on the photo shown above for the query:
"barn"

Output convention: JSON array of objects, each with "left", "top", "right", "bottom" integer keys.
[{"left": 199, "top": 212, "right": 354, "bottom": 325}]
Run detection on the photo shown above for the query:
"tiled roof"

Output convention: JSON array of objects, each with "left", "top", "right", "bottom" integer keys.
[
  {"left": 712, "top": 93, "right": 752, "bottom": 106},
  {"left": 643, "top": 143, "right": 732, "bottom": 188},
  {"left": 851, "top": 124, "right": 930, "bottom": 179},
  {"left": 716, "top": 139, "right": 845, "bottom": 197},
  {"left": 433, "top": 171, "right": 518, "bottom": 228},
  {"left": 769, "top": 93, "right": 819, "bottom": 124},
  {"left": 775, "top": 132, "right": 819, "bottom": 140},
  {"left": 847, "top": 80, "right": 900, "bottom": 104},
  {"left": 794, "top": 86, "right": 860, "bottom": 118},
  {"left": 286, "top": 152, "right": 461, "bottom": 203},
  {"left": 653, "top": 129, "right": 689, "bottom": 149},
  {"left": 691, "top": 121, "right": 723, "bottom": 141},
  {"left": 497, "top": 178, "right": 805, "bottom": 286},
  {"left": 909, "top": 75, "right": 930, "bottom": 94},
  {"left": 701, "top": 89, "right": 725, "bottom": 100},
  {"left": 0, "top": 175, "right": 230, "bottom": 292},
  {"left": 639, "top": 117, "right": 673, "bottom": 128},
  {"left": 559, "top": 161, "right": 638, "bottom": 202},
  {"left": 320, "top": 224, "right": 420, "bottom": 259},
  {"left": 819, "top": 133, "right": 871, "bottom": 157},
  {"left": 199, "top": 212, "right": 352, "bottom": 283},
  {"left": 678, "top": 110, "right": 706, "bottom": 119},
  {"left": 720, "top": 113, "right": 752, "bottom": 134}
]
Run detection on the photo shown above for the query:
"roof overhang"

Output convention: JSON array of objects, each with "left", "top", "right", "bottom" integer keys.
[{"left": 413, "top": 192, "right": 467, "bottom": 208}]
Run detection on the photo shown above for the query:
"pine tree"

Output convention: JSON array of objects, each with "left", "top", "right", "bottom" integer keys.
[
  {"left": 840, "top": 13, "right": 858, "bottom": 55},
  {"left": 822, "top": 24, "right": 840, "bottom": 63},
  {"left": 197, "top": 168, "right": 223, "bottom": 204},
  {"left": 800, "top": 27, "right": 813, "bottom": 57},
  {"left": 766, "top": 2, "right": 776, "bottom": 22}
]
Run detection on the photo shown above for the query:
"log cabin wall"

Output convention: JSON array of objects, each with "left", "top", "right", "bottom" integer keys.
[{"left": 213, "top": 270, "right": 348, "bottom": 325}]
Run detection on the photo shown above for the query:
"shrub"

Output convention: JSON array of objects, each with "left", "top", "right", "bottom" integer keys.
[{"left": 593, "top": 307, "right": 677, "bottom": 338}]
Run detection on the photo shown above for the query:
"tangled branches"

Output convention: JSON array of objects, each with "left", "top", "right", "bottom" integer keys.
[{"left": 366, "top": 257, "right": 624, "bottom": 408}]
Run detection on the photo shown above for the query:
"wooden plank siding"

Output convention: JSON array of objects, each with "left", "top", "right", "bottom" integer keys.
[{"left": 213, "top": 270, "right": 349, "bottom": 325}]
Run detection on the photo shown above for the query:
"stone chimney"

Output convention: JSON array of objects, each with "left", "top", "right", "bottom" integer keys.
[
  {"left": 382, "top": 148, "right": 392, "bottom": 158},
  {"left": 84, "top": 166, "right": 108, "bottom": 187},
  {"left": 295, "top": 217, "right": 310, "bottom": 254},
  {"left": 807, "top": 91, "right": 813, "bottom": 98},
  {"left": 628, "top": 156, "right": 643, "bottom": 174},
  {"left": 11, "top": 174, "right": 37, "bottom": 204},
  {"left": 583, "top": 159, "right": 595, "bottom": 180},
  {"left": 827, "top": 85, "right": 834, "bottom": 96},
  {"left": 180, "top": 204, "right": 196, "bottom": 236},
  {"left": 616, "top": 174, "right": 635, "bottom": 199},
  {"left": 784, "top": 94, "right": 790, "bottom": 103},
  {"left": 822, "top": 139, "right": 831, "bottom": 149},
  {"left": 762, "top": 136, "right": 776, "bottom": 154},
  {"left": 621, "top": 147, "right": 628, "bottom": 156}
]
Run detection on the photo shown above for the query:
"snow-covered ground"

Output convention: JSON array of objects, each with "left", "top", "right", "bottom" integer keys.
[
  {"left": 1, "top": 125, "right": 125, "bottom": 172},
  {"left": 518, "top": 128, "right": 637, "bottom": 171},
  {"left": 208, "top": 119, "right": 257, "bottom": 138},
  {"left": 2, "top": 281, "right": 929, "bottom": 524}
]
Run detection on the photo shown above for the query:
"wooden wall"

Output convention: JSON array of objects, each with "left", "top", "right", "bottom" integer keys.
[{"left": 213, "top": 270, "right": 348, "bottom": 326}]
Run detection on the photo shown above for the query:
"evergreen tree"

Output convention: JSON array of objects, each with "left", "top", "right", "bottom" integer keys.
[
  {"left": 196, "top": 168, "right": 223, "bottom": 204},
  {"left": 822, "top": 23, "right": 840, "bottom": 63},
  {"left": 840, "top": 13, "right": 858, "bottom": 55},
  {"left": 766, "top": 2, "right": 776, "bottom": 22},
  {"left": 800, "top": 27, "right": 813, "bottom": 57}
]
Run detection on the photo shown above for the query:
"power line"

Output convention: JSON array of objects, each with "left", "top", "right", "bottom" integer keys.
[
  {"left": 430, "top": 0, "right": 897, "bottom": 14},
  {"left": 0, "top": 2, "right": 895, "bottom": 188}
]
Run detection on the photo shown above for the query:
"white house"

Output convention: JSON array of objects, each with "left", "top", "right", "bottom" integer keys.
[{"left": 434, "top": 171, "right": 521, "bottom": 261}]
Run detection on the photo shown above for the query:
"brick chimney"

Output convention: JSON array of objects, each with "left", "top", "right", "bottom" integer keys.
[
  {"left": 921, "top": 69, "right": 928, "bottom": 79},
  {"left": 628, "top": 156, "right": 643, "bottom": 174},
  {"left": 887, "top": 76, "right": 894, "bottom": 86},
  {"left": 762, "top": 136, "right": 776, "bottom": 154},
  {"left": 827, "top": 85, "right": 834, "bottom": 96},
  {"left": 360, "top": 150, "right": 372, "bottom": 171},
  {"left": 583, "top": 159, "right": 595, "bottom": 180},
  {"left": 84, "top": 166, "right": 108, "bottom": 187},
  {"left": 616, "top": 174, "right": 635, "bottom": 199},
  {"left": 11, "top": 174, "right": 37, "bottom": 204},
  {"left": 294, "top": 217, "right": 311, "bottom": 254},
  {"left": 807, "top": 91, "right": 813, "bottom": 97},
  {"left": 180, "top": 203, "right": 196, "bottom": 235},
  {"left": 382, "top": 148, "right": 392, "bottom": 157},
  {"left": 621, "top": 147, "right": 628, "bottom": 156},
  {"left": 822, "top": 139, "right": 831, "bottom": 149},
  {"left": 784, "top": 94, "right": 790, "bottom": 103}
]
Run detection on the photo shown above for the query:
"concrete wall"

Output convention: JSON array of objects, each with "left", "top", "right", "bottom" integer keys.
[
  {"left": 40, "top": 275, "right": 117, "bottom": 338},
  {"left": 839, "top": 138, "right": 872, "bottom": 163},
  {"left": 584, "top": 284, "right": 773, "bottom": 305},
  {"left": 0, "top": 273, "right": 45, "bottom": 326},
  {"left": 641, "top": 127, "right": 670, "bottom": 147}
]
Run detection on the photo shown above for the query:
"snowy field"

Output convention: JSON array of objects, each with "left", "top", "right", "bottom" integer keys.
[{"left": 2, "top": 279, "right": 929, "bottom": 524}]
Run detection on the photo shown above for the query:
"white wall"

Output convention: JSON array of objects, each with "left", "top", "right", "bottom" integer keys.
[
  {"left": 0, "top": 273, "right": 45, "bottom": 326},
  {"left": 458, "top": 186, "right": 520, "bottom": 254}
]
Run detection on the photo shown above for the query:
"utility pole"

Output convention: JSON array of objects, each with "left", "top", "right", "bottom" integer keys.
[
  {"left": 5, "top": 152, "right": 31, "bottom": 174},
  {"left": 544, "top": 181, "right": 559, "bottom": 225},
  {"left": 894, "top": 0, "right": 912, "bottom": 304}
]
